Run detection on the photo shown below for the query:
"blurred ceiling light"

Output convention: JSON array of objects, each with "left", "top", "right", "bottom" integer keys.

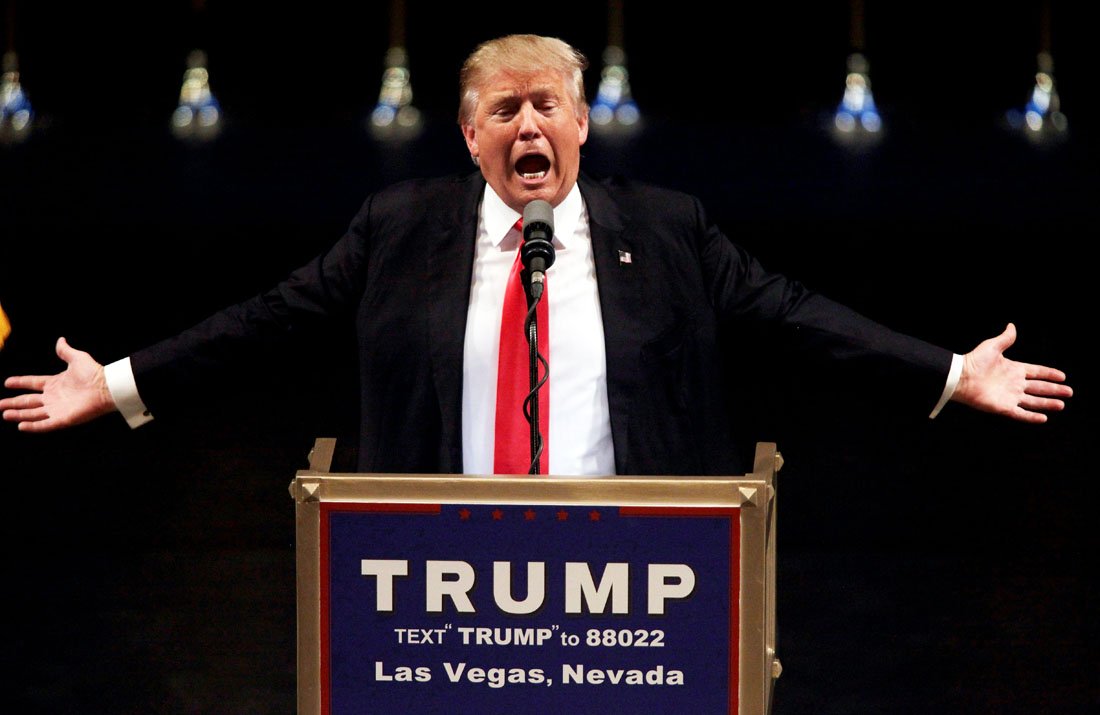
[
  {"left": 832, "top": 52, "right": 883, "bottom": 144},
  {"left": 171, "top": 49, "right": 221, "bottom": 142},
  {"left": 369, "top": 46, "right": 421, "bottom": 140},
  {"left": 592, "top": 1, "right": 639, "bottom": 136},
  {"left": 1, "top": 51, "right": 33, "bottom": 145},
  {"left": 591, "top": 45, "right": 640, "bottom": 134},
  {"left": 1005, "top": 51, "right": 1067, "bottom": 142}
]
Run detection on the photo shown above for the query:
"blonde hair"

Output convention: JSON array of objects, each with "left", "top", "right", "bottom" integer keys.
[{"left": 458, "top": 34, "right": 588, "bottom": 126}]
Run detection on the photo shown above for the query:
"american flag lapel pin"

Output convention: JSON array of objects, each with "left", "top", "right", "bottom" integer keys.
[{"left": 618, "top": 250, "right": 632, "bottom": 265}]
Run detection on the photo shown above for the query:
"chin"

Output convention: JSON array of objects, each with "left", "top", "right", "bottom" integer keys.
[{"left": 518, "top": 186, "right": 556, "bottom": 203}]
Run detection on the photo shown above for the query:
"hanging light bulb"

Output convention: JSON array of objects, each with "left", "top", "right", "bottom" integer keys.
[
  {"left": 1, "top": 51, "right": 33, "bottom": 145},
  {"left": 832, "top": 52, "right": 883, "bottom": 144},
  {"left": 1005, "top": 51, "right": 1067, "bottom": 142},
  {"left": 591, "top": 45, "right": 640, "bottom": 134},
  {"left": 171, "top": 49, "right": 222, "bottom": 142},
  {"left": 369, "top": 46, "right": 421, "bottom": 140}
]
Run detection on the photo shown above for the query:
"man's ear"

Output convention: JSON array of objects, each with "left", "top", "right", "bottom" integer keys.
[{"left": 462, "top": 123, "right": 479, "bottom": 161}]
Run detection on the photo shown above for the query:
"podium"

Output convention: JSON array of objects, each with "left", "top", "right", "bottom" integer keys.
[{"left": 290, "top": 439, "right": 782, "bottom": 715}]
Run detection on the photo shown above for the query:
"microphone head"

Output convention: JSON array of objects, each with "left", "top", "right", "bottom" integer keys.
[
  {"left": 521, "top": 199, "right": 556, "bottom": 272},
  {"left": 522, "top": 200, "right": 554, "bottom": 242}
]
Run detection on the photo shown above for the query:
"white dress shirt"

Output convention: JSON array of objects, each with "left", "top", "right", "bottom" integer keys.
[{"left": 461, "top": 184, "right": 615, "bottom": 476}]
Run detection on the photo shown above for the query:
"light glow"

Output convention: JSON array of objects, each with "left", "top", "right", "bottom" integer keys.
[
  {"left": 1, "top": 51, "right": 33, "bottom": 144},
  {"left": 369, "top": 47, "right": 422, "bottom": 140},
  {"left": 591, "top": 46, "right": 641, "bottom": 134},
  {"left": 171, "top": 50, "right": 221, "bottom": 142},
  {"left": 832, "top": 53, "right": 883, "bottom": 145}
]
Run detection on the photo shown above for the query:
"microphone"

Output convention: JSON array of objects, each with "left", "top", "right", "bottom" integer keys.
[{"left": 521, "top": 200, "right": 555, "bottom": 300}]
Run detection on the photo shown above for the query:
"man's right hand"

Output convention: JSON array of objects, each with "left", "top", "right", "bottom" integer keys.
[{"left": 1, "top": 337, "right": 117, "bottom": 432}]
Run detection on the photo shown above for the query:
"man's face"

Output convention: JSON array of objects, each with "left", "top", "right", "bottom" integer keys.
[{"left": 462, "top": 69, "right": 589, "bottom": 212}]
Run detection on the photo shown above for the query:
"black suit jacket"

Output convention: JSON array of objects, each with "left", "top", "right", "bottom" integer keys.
[{"left": 130, "top": 172, "right": 953, "bottom": 475}]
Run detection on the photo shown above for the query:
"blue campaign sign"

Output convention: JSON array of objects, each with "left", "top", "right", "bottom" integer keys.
[{"left": 321, "top": 503, "right": 740, "bottom": 714}]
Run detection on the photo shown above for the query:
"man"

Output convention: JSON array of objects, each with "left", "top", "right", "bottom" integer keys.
[{"left": 0, "top": 35, "right": 1072, "bottom": 476}]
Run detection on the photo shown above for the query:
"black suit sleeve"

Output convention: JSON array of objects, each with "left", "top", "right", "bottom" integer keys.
[
  {"left": 128, "top": 194, "right": 376, "bottom": 416},
  {"left": 690, "top": 195, "right": 954, "bottom": 413}
]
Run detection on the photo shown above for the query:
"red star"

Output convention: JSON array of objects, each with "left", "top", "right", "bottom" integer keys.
[
  {"left": 458, "top": 508, "right": 471, "bottom": 521},
  {"left": 588, "top": 510, "right": 601, "bottom": 522},
  {"left": 492, "top": 509, "right": 504, "bottom": 521},
  {"left": 524, "top": 508, "right": 537, "bottom": 521},
  {"left": 556, "top": 509, "right": 569, "bottom": 521}
]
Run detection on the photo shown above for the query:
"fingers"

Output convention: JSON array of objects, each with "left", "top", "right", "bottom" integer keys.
[
  {"left": 1009, "top": 407, "right": 1049, "bottom": 425},
  {"left": 1023, "top": 364, "right": 1069, "bottom": 385},
  {"left": 1004, "top": 379, "right": 1071, "bottom": 422},
  {"left": 0, "top": 393, "right": 46, "bottom": 411},
  {"left": 4, "top": 406, "right": 50, "bottom": 423},
  {"left": 5, "top": 335, "right": 79, "bottom": 394},
  {"left": 1018, "top": 394, "right": 1066, "bottom": 413},
  {"left": 3, "top": 375, "right": 50, "bottom": 391},
  {"left": 17, "top": 416, "right": 61, "bottom": 433},
  {"left": 1025, "top": 379, "right": 1073, "bottom": 398}
]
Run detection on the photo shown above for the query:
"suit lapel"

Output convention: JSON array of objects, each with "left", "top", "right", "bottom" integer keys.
[
  {"left": 427, "top": 173, "right": 485, "bottom": 472},
  {"left": 580, "top": 175, "right": 645, "bottom": 475}
]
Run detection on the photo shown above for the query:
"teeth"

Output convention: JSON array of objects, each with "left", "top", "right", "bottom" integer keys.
[{"left": 521, "top": 171, "right": 547, "bottom": 180}]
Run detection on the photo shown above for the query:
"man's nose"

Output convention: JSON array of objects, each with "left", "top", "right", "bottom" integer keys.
[{"left": 517, "top": 104, "right": 541, "bottom": 138}]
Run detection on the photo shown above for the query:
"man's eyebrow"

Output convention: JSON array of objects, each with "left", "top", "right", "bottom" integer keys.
[
  {"left": 528, "top": 85, "right": 563, "bottom": 97},
  {"left": 482, "top": 91, "right": 520, "bottom": 104},
  {"left": 483, "top": 85, "right": 562, "bottom": 101}
]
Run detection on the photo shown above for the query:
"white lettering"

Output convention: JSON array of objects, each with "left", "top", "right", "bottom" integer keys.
[
  {"left": 426, "top": 561, "right": 476, "bottom": 612},
  {"left": 561, "top": 664, "right": 684, "bottom": 685},
  {"left": 374, "top": 662, "right": 431, "bottom": 683},
  {"left": 361, "top": 559, "right": 696, "bottom": 615},
  {"left": 564, "top": 562, "right": 629, "bottom": 614},
  {"left": 493, "top": 561, "right": 546, "bottom": 614},
  {"left": 647, "top": 564, "right": 696, "bottom": 614},
  {"left": 360, "top": 560, "right": 408, "bottom": 611},
  {"left": 443, "top": 661, "right": 466, "bottom": 681},
  {"left": 457, "top": 626, "right": 555, "bottom": 646}
]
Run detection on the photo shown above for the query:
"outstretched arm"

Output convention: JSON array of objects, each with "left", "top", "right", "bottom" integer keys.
[
  {"left": 1, "top": 337, "right": 117, "bottom": 432},
  {"left": 950, "top": 323, "right": 1072, "bottom": 423}
]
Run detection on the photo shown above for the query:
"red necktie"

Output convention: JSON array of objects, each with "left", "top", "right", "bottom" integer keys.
[{"left": 494, "top": 219, "right": 549, "bottom": 474}]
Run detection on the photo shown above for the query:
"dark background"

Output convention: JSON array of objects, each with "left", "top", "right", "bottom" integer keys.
[{"left": 1, "top": 2, "right": 1095, "bottom": 713}]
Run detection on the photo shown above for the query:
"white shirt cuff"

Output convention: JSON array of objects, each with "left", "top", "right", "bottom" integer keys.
[
  {"left": 103, "top": 357, "right": 154, "bottom": 428},
  {"left": 928, "top": 353, "right": 963, "bottom": 419}
]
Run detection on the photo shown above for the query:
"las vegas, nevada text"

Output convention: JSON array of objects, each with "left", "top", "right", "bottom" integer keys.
[{"left": 360, "top": 558, "right": 703, "bottom": 688}]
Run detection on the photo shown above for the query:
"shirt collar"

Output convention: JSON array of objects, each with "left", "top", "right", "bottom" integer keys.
[{"left": 482, "top": 182, "right": 583, "bottom": 249}]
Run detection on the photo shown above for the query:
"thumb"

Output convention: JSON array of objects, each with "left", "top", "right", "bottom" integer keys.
[
  {"left": 55, "top": 336, "right": 79, "bottom": 364},
  {"left": 988, "top": 322, "right": 1017, "bottom": 354}
]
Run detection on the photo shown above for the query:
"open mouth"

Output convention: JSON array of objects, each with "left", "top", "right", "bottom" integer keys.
[{"left": 515, "top": 154, "right": 550, "bottom": 180}]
